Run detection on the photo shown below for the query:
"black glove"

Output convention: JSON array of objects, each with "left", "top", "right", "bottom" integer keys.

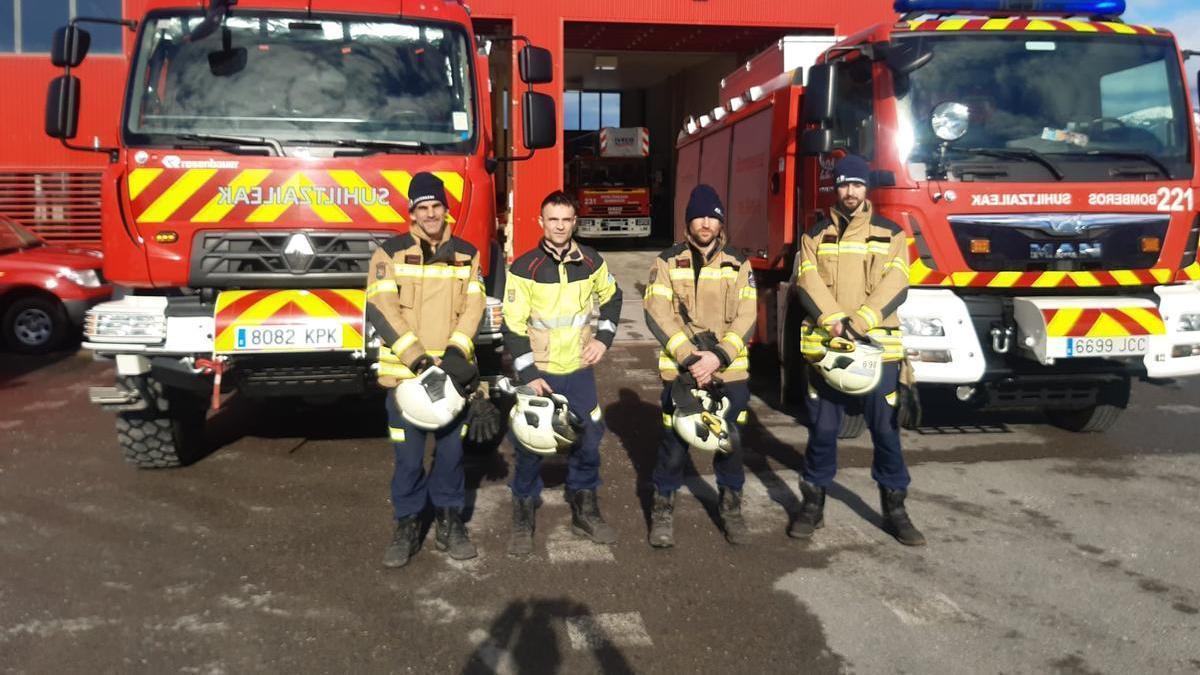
[
  {"left": 897, "top": 384, "right": 922, "bottom": 429},
  {"left": 439, "top": 346, "right": 479, "bottom": 397},
  {"left": 692, "top": 330, "right": 721, "bottom": 353},
  {"left": 410, "top": 354, "right": 436, "bottom": 375},
  {"left": 466, "top": 396, "right": 503, "bottom": 444}
]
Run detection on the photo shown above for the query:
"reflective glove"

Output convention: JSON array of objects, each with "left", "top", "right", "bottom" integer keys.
[
  {"left": 410, "top": 354, "right": 436, "bottom": 375},
  {"left": 466, "top": 396, "right": 503, "bottom": 444},
  {"left": 439, "top": 346, "right": 479, "bottom": 397}
]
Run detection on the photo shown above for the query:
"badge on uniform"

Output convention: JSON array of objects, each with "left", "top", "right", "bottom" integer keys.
[
  {"left": 648, "top": 268, "right": 657, "bottom": 283},
  {"left": 676, "top": 258, "right": 690, "bottom": 268},
  {"left": 748, "top": 273, "right": 756, "bottom": 288},
  {"left": 405, "top": 254, "right": 421, "bottom": 264},
  {"left": 375, "top": 262, "right": 387, "bottom": 279},
  {"left": 507, "top": 289, "right": 516, "bottom": 302}
]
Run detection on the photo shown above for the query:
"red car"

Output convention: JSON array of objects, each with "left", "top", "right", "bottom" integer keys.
[{"left": 0, "top": 217, "right": 111, "bottom": 354}]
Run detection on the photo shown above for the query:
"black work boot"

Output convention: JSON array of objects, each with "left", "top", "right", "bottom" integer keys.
[
  {"left": 648, "top": 492, "right": 675, "bottom": 548},
  {"left": 719, "top": 487, "right": 750, "bottom": 545},
  {"left": 569, "top": 489, "right": 617, "bottom": 544},
  {"left": 787, "top": 481, "right": 826, "bottom": 539},
  {"left": 382, "top": 515, "right": 421, "bottom": 568},
  {"left": 507, "top": 495, "right": 537, "bottom": 558},
  {"left": 880, "top": 487, "right": 926, "bottom": 547},
  {"left": 434, "top": 508, "right": 478, "bottom": 560}
]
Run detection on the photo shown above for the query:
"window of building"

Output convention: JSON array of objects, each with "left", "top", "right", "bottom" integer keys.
[
  {"left": 562, "top": 90, "right": 621, "bottom": 131},
  {"left": 4, "top": 0, "right": 122, "bottom": 54}
]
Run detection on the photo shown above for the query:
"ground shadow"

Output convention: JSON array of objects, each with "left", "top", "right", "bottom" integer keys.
[
  {"left": 462, "top": 597, "right": 636, "bottom": 675},
  {"left": 0, "top": 349, "right": 78, "bottom": 390}
]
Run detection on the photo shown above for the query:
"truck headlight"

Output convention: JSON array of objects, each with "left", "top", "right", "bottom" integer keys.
[
  {"left": 57, "top": 268, "right": 102, "bottom": 288},
  {"left": 1177, "top": 313, "right": 1200, "bottom": 332},
  {"left": 901, "top": 316, "right": 945, "bottom": 337},
  {"left": 84, "top": 310, "right": 166, "bottom": 343}
]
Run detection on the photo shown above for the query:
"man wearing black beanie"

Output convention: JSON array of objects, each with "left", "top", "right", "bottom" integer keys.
[{"left": 643, "top": 183, "right": 758, "bottom": 548}]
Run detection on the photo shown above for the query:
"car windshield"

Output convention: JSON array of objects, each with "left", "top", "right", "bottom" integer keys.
[
  {"left": 894, "top": 33, "right": 1192, "bottom": 180},
  {"left": 577, "top": 159, "right": 648, "bottom": 188},
  {"left": 0, "top": 220, "right": 42, "bottom": 253},
  {"left": 124, "top": 12, "right": 476, "bottom": 152}
]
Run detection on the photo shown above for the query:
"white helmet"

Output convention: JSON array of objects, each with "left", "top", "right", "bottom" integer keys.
[
  {"left": 672, "top": 388, "right": 734, "bottom": 454},
  {"left": 509, "top": 388, "right": 583, "bottom": 455},
  {"left": 813, "top": 335, "right": 884, "bottom": 395},
  {"left": 394, "top": 366, "right": 467, "bottom": 430}
]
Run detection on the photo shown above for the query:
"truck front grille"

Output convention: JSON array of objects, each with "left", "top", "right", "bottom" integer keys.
[
  {"left": 950, "top": 213, "right": 1168, "bottom": 273},
  {"left": 189, "top": 230, "right": 396, "bottom": 288}
]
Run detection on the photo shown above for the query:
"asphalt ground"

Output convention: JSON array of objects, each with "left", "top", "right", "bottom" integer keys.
[{"left": 3, "top": 342, "right": 1200, "bottom": 674}]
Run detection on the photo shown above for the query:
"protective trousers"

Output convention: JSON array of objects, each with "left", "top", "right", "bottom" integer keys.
[
  {"left": 386, "top": 390, "right": 467, "bottom": 520},
  {"left": 652, "top": 380, "right": 750, "bottom": 494},
  {"left": 510, "top": 368, "right": 604, "bottom": 499},
  {"left": 802, "top": 362, "right": 911, "bottom": 490}
]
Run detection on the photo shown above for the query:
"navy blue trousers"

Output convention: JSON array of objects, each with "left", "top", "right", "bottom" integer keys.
[
  {"left": 386, "top": 390, "right": 467, "bottom": 520},
  {"left": 802, "top": 362, "right": 911, "bottom": 491},
  {"left": 510, "top": 368, "right": 604, "bottom": 499},
  {"left": 652, "top": 380, "right": 750, "bottom": 494}
]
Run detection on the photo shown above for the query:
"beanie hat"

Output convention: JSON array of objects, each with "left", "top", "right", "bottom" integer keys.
[
  {"left": 408, "top": 172, "right": 448, "bottom": 210},
  {"left": 832, "top": 155, "right": 870, "bottom": 187},
  {"left": 685, "top": 184, "right": 725, "bottom": 224}
]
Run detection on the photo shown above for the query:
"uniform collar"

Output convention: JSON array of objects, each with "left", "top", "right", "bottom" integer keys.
[
  {"left": 541, "top": 238, "right": 583, "bottom": 264},
  {"left": 683, "top": 232, "right": 725, "bottom": 266},
  {"left": 829, "top": 200, "right": 873, "bottom": 236},
  {"left": 410, "top": 221, "right": 452, "bottom": 249}
]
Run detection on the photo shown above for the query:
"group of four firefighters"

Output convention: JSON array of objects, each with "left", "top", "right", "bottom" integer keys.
[{"left": 365, "top": 156, "right": 924, "bottom": 569}]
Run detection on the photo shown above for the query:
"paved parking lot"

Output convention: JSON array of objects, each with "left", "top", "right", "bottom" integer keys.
[{"left": 3, "top": 343, "right": 1200, "bottom": 673}]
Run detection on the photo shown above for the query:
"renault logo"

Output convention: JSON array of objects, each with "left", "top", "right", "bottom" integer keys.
[{"left": 283, "top": 233, "right": 315, "bottom": 272}]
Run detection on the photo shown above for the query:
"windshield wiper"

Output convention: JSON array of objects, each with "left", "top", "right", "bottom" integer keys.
[
  {"left": 1080, "top": 150, "right": 1172, "bottom": 178},
  {"left": 963, "top": 147, "right": 1064, "bottom": 180},
  {"left": 286, "top": 138, "right": 433, "bottom": 155},
  {"left": 175, "top": 133, "right": 283, "bottom": 156}
]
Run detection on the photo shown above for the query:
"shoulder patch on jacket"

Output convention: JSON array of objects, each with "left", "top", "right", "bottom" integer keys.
[
  {"left": 658, "top": 242, "right": 688, "bottom": 261},
  {"left": 449, "top": 236, "right": 479, "bottom": 258},
  {"left": 380, "top": 233, "right": 414, "bottom": 256},
  {"left": 675, "top": 257, "right": 691, "bottom": 268},
  {"left": 821, "top": 234, "right": 839, "bottom": 244},
  {"left": 870, "top": 214, "right": 903, "bottom": 235}
]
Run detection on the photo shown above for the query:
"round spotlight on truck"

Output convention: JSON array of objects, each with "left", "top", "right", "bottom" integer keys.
[{"left": 931, "top": 101, "right": 970, "bottom": 142}]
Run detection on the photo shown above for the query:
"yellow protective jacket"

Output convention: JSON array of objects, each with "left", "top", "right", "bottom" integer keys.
[
  {"left": 793, "top": 200, "right": 908, "bottom": 362},
  {"left": 643, "top": 236, "right": 757, "bottom": 383},
  {"left": 365, "top": 226, "right": 485, "bottom": 388},
  {"left": 503, "top": 239, "right": 622, "bottom": 382}
]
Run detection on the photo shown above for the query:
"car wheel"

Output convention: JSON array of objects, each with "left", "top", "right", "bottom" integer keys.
[{"left": 2, "top": 295, "right": 68, "bottom": 354}]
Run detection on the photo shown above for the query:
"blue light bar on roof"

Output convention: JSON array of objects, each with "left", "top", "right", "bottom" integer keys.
[{"left": 894, "top": 0, "right": 1125, "bottom": 15}]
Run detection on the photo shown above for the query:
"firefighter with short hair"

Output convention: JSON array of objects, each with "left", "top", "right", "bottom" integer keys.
[
  {"left": 789, "top": 154, "right": 925, "bottom": 546},
  {"left": 367, "top": 172, "right": 487, "bottom": 568},
  {"left": 503, "top": 190, "right": 623, "bottom": 556},
  {"left": 643, "top": 184, "right": 758, "bottom": 547}
]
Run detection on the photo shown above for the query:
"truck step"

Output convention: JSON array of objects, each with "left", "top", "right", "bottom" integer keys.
[{"left": 88, "top": 386, "right": 148, "bottom": 412}]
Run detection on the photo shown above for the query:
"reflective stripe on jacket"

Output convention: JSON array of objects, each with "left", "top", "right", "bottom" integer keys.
[
  {"left": 365, "top": 228, "right": 485, "bottom": 387},
  {"left": 644, "top": 237, "right": 757, "bottom": 382},
  {"left": 503, "top": 240, "right": 622, "bottom": 381}
]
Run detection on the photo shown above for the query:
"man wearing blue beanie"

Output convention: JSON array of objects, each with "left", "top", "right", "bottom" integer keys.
[
  {"left": 643, "top": 184, "right": 758, "bottom": 547},
  {"left": 789, "top": 154, "right": 925, "bottom": 546}
]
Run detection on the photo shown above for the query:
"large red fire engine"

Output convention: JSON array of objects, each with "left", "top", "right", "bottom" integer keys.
[
  {"left": 567, "top": 127, "right": 653, "bottom": 238},
  {"left": 43, "top": 0, "right": 555, "bottom": 467},
  {"left": 676, "top": 0, "right": 1200, "bottom": 433}
]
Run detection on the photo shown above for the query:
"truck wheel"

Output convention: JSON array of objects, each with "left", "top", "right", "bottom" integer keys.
[
  {"left": 779, "top": 306, "right": 806, "bottom": 407},
  {"left": 1046, "top": 404, "right": 1124, "bottom": 433},
  {"left": 2, "top": 295, "right": 68, "bottom": 354},
  {"left": 115, "top": 378, "right": 207, "bottom": 468},
  {"left": 838, "top": 413, "right": 867, "bottom": 439}
]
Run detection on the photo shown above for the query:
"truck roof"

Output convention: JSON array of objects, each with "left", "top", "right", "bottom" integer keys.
[{"left": 138, "top": 0, "right": 470, "bottom": 24}]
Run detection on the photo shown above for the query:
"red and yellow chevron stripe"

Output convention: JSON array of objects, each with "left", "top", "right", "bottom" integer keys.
[
  {"left": 126, "top": 168, "right": 467, "bottom": 225},
  {"left": 1040, "top": 306, "right": 1165, "bottom": 338},
  {"left": 1176, "top": 262, "right": 1200, "bottom": 282},
  {"left": 213, "top": 289, "right": 366, "bottom": 353},
  {"left": 896, "top": 18, "right": 1164, "bottom": 35}
]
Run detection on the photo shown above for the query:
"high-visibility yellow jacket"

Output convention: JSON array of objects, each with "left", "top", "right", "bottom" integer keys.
[
  {"left": 643, "top": 236, "right": 757, "bottom": 383},
  {"left": 365, "top": 226, "right": 485, "bottom": 388},
  {"left": 503, "top": 240, "right": 622, "bottom": 381},
  {"left": 793, "top": 200, "right": 908, "bottom": 363}
]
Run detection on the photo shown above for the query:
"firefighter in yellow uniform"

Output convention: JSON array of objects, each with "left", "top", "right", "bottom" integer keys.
[
  {"left": 366, "top": 172, "right": 486, "bottom": 568},
  {"left": 789, "top": 155, "right": 925, "bottom": 546},
  {"left": 502, "top": 191, "right": 623, "bottom": 557},
  {"left": 643, "top": 184, "right": 758, "bottom": 548}
]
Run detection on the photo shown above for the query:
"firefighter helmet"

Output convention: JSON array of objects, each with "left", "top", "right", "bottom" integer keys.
[
  {"left": 671, "top": 387, "right": 734, "bottom": 454},
  {"left": 509, "top": 388, "right": 584, "bottom": 455},
  {"left": 393, "top": 366, "right": 467, "bottom": 430},
  {"left": 813, "top": 334, "right": 884, "bottom": 395}
]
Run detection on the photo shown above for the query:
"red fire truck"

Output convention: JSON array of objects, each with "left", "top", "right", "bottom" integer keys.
[
  {"left": 44, "top": 0, "right": 556, "bottom": 467},
  {"left": 676, "top": 0, "right": 1200, "bottom": 433},
  {"left": 568, "top": 127, "right": 652, "bottom": 238}
]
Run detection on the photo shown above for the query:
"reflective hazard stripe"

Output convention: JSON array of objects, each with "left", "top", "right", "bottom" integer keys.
[
  {"left": 885, "top": 392, "right": 897, "bottom": 407},
  {"left": 740, "top": 287, "right": 757, "bottom": 300},
  {"left": 460, "top": 425, "right": 469, "bottom": 438},
  {"left": 662, "top": 412, "right": 673, "bottom": 428},
  {"left": 392, "top": 264, "right": 472, "bottom": 279},
  {"left": 590, "top": 406, "right": 602, "bottom": 422},
  {"left": 799, "top": 261, "right": 819, "bottom": 274},
  {"left": 666, "top": 332, "right": 689, "bottom": 355},
  {"left": 736, "top": 410, "right": 748, "bottom": 425},
  {"left": 468, "top": 280, "right": 485, "bottom": 295},
  {"left": 725, "top": 356, "right": 749, "bottom": 371},
  {"left": 856, "top": 305, "right": 881, "bottom": 329},
  {"left": 366, "top": 279, "right": 398, "bottom": 298},
  {"left": 448, "top": 331, "right": 474, "bottom": 357},
  {"left": 389, "top": 426, "right": 406, "bottom": 442},
  {"left": 698, "top": 267, "right": 739, "bottom": 281},
  {"left": 393, "top": 332, "right": 419, "bottom": 354},
  {"left": 646, "top": 283, "right": 675, "bottom": 300},
  {"left": 722, "top": 332, "right": 745, "bottom": 354},
  {"left": 513, "top": 352, "right": 535, "bottom": 372},
  {"left": 529, "top": 313, "right": 590, "bottom": 330},
  {"left": 668, "top": 268, "right": 694, "bottom": 281}
]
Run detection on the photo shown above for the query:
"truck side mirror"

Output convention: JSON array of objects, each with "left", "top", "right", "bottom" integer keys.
[
  {"left": 51, "top": 25, "right": 91, "bottom": 67},
  {"left": 800, "top": 129, "right": 832, "bottom": 155},
  {"left": 45, "top": 75, "right": 81, "bottom": 139},
  {"left": 801, "top": 63, "right": 836, "bottom": 125},
  {"left": 522, "top": 91, "right": 557, "bottom": 150},
  {"left": 518, "top": 46, "right": 553, "bottom": 85}
]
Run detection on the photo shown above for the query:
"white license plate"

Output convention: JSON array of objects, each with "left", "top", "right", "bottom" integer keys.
[
  {"left": 234, "top": 323, "right": 343, "bottom": 351},
  {"left": 1064, "top": 336, "right": 1149, "bottom": 358}
]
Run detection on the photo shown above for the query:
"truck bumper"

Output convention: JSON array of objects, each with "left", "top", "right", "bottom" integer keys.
[{"left": 576, "top": 217, "right": 651, "bottom": 238}]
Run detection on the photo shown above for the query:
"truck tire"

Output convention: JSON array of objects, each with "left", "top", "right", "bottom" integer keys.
[
  {"left": 1046, "top": 379, "right": 1129, "bottom": 433},
  {"left": 839, "top": 413, "right": 867, "bottom": 439},
  {"left": 115, "top": 378, "right": 207, "bottom": 468}
]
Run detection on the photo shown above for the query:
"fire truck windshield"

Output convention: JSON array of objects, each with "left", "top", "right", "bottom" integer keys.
[
  {"left": 893, "top": 33, "right": 1192, "bottom": 180},
  {"left": 123, "top": 12, "right": 476, "bottom": 153}
]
